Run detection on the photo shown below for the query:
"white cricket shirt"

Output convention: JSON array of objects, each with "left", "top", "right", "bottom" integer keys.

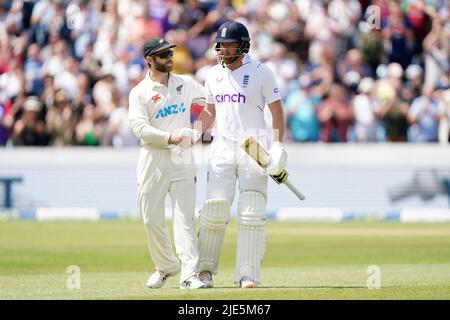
[
  {"left": 128, "top": 72, "right": 205, "bottom": 147},
  {"left": 205, "top": 54, "right": 281, "bottom": 141}
]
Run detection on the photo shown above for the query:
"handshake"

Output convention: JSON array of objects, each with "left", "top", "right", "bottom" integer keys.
[{"left": 168, "top": 128, "right": 201, "bottom": 156}]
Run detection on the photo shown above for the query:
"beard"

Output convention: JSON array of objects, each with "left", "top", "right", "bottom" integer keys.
[
  {"left": 154, "top": 60, "right": 173, "bottom": 73},
  {"left": 220, "top": 55, "right": 239, "bottom": 64},
  {"left": 217, "top": 48, "right": 242, "bottom": 65}
]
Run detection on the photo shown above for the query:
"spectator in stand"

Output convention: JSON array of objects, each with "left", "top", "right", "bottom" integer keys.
[
  {"left": 109, "top": 49, "right": 132, "bottom": 98},
  {"left": 0, "top": 37, "right": 13, "bottom": 75},
  {"left": 438, "top": 89, "right": 450, "bottom": 144},
  {"left": 437, "top": 66, "right": 450, "bottom": 90},
  {"left": 23, "top": 43, "right": 44, "bottom": 96},
  {"left": 54, "top": 56, "right": 79, "bottom": 100},
  {"left": 405, "top": 0, "right": 431, "bottom": 56},
  {"left": 374, "top": 62, "right": 409, "bottom": 142},
  {"left": 304, "top": 1, "right": 341, "bottom": 55},
  {"left": 265, "top": 42, "right": 299, "bottom": 100},
  {"left": 46, "top": 90, "right": 77, "bottom": 146},
  {"left": 72, "top": 72, "right": 93, "bottom": 122},
  {"left": 423, "top": 14, "right": 450, "bottom": 87},
  {"left": 303, "top": 43, "right": 335, "bottom": 108},
  {"left": 0, "top": 99, "right": 13, "bottom": 146},
  {"left": 182, "top": 0, "right": 225, "bottom": 60},
  {"left": 193, "top": 46, "right": 216, "bottom": 86},
  {"left": 382, "top": 0, "right": 415, "bottom": 70},
  {"left": 275, "top": 2, "right": 309, "bottom": 64},
  {"left": 166, "top": 29, "right": 195, "bottom": 75},
  {"left": 337, "top": 48, "right": 374, "bottom": 93},
  {"left": 327, "top": 0, "right": 362, "bottom": 51},
  {"left": 127, "top": 64, "right": 145, "bottom": 89},
  {"left": 351, "top": 77, "right": 379, "bottom": 142},
  {"left": 109, "top": 96, "right": 139, "bottom": 148},
  {"left": 93, "top": 0, "right": 120, "bottom": 68},
  {"left": 3, "top": 0, "right": 24, "bottom": 36},
  {"left": 357, "top": 16, "right": 384, "bottom": 76},
  {"left": 403, "top": 64, "right": 424, "bottom": 104},
  {"left": 40, "top": 74, "right": 57, "bottom": 112},
  {"left": 92, "top": 70, "right": 119, "bottom": 120},
  {"left": 79, "top": 44, "right": 103, "bottom": 83},
  {"left": 407, "top": 84, "right": 440, "bottom": 142},
  {"left": 29, "top": 0, "right": 60, "bottom": 47},
  {"left": 11, "top": 96, "right": 48, "bottom": 146},
  {"left": 0, "top": 58, "right": 25, "bottom": 102},
  {"left": 41, "top": 36, "right": 70, "bottom": 77},
  {"left": 284, "top": 76, "right": 319, "bottom": 142},
  {"left": 75, "top": 104, "right": 103, "bottom": 146},
  {"left": 69, "top": 0, "right": 102, "bottom": 61},
  {"left": 317, "top": 84, "right": 353, "bottom": 142}
]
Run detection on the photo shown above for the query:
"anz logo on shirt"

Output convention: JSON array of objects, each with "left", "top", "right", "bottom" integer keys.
[{"left": 155, "top": 103, "right": 186, "bottom": 119}]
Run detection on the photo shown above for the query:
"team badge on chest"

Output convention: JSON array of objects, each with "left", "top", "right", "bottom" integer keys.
[
  {"left": 242, "top": 75, "right": 250, "bottom": 88},
  {"left": 152, "top": 94, "right": 162, "bottom": 102}
]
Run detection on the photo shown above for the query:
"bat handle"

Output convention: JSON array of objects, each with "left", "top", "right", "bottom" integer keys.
[
  {"left": 272, "top": 171, "right": 288, "bottom": 184},
  {"left": 284, "top": 179, "right": 306, "bottom": 201}
]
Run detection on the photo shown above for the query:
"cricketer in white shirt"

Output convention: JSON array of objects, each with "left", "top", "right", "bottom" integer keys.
[
  {"left": 197, "top": 50, "right": 286, "bottom": 287},
  {"left": 205, "top": 54, "right": 281, "bottom": 143},
  {"left": 203, "top": 52, "right": 282, "bottom": 200},
  {"left": 128, "top": 71, "right": 205, "bottom": 286}
]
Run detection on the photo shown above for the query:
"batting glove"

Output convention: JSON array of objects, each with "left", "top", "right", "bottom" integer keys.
[{"left": 266, "top": 141, "right": 287, "bottom": 176}]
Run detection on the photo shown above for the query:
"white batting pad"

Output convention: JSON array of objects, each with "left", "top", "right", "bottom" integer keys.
[
  {"left": 235, "top": 191, "right": 267, "bottom": 284},
  {"left": 197, "top": 198, "right": 230, "bottom": 274}
]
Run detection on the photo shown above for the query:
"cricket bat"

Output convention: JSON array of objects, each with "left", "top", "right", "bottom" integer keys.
[{"left": 241, "top": 136, "right": 306, "bottom": 201}]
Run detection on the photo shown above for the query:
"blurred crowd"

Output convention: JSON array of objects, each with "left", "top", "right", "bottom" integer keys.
[{"left": 0, "top": 0, "right": 449, "bottom": 147}]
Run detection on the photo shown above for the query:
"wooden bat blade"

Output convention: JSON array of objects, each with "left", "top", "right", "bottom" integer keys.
[
  {"left": 241, "top": 136, "right": 306, "bottom": 201},
  {"left": 241, "top": 136, "right": 270, "bottom": 168}
]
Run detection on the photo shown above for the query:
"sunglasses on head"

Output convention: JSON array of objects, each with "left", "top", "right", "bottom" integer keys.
[{"left": 153, "top": 50, "right": 173, "bottom": 59}]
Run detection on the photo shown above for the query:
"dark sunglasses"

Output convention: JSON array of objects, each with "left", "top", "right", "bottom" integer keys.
[{"left": 153, "top": 50, "right": 173, "bottom": 59}]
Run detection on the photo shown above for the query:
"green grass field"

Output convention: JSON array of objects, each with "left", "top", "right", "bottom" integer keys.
[{"left": 1, "top": 220, "right": 450, "bottom": 300}]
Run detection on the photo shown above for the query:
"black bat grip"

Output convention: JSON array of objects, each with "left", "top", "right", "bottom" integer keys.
[{"left": 271, "top": 170, "right": 288, "bottom": 184}]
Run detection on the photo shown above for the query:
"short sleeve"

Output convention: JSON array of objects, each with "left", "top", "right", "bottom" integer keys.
[
  {"left": 187, "top": 78, "right": 206, "bottom": 101},
  {"left": 205, "top": 76, "right": 215, "bottom": 104},
  {"left": 261, "top": 64, "right": 281, "bottom": 104}
]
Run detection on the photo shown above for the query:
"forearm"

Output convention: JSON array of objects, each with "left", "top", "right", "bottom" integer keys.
[
  {"left": 272, "top": 113, "right": 284, "bottom": 142},
  {"left": 196, "top": 103, "right": 216, "bottom": 134},
  {"left": 128, "top": 91, "right": 172, "bottom": 146},
  {"left": 129, "top": 120, "right": 171, "bottom": 146},
  {"left": 269, "top": 100, "right": 285, "bottom": 142}
]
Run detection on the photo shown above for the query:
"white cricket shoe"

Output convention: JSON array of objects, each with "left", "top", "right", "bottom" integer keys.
[
  {"left": 147, "top": 270, "right": 176, "bottom": 289},
  {"left": 198, "top": 271, "right": 214, "bottom": 288},
  {"left": 240, "top": 277, "right": 257, "bottom": 288},
  {"left": 180, "top": 275, "right": 207, "bottom": 289}
]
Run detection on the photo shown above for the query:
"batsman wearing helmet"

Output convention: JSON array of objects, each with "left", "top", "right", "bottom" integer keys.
[
  {"left": 196, "top": 21, "right": 288, "bottom": 288},
  {"left": 128, "top": 37, "right": 206, "bottom": 289}
]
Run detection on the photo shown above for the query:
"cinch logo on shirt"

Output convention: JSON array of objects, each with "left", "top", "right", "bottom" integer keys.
[
  {"left": 155, "top": 103, "right": 186, "bottom": 119},
  {"left": 215, "top": 93, "right": 247, "bottom": 103}
]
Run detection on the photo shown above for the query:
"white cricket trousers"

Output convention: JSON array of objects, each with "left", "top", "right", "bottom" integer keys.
[
  {"left": 206, "top": 136, "right": 269, "bottom": 283},
  {"left": 136, "top": 146, "right": 198, "bottom": 283},
  {"left": 207, "top": 136, "right": 268, "bottom": 201}
]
